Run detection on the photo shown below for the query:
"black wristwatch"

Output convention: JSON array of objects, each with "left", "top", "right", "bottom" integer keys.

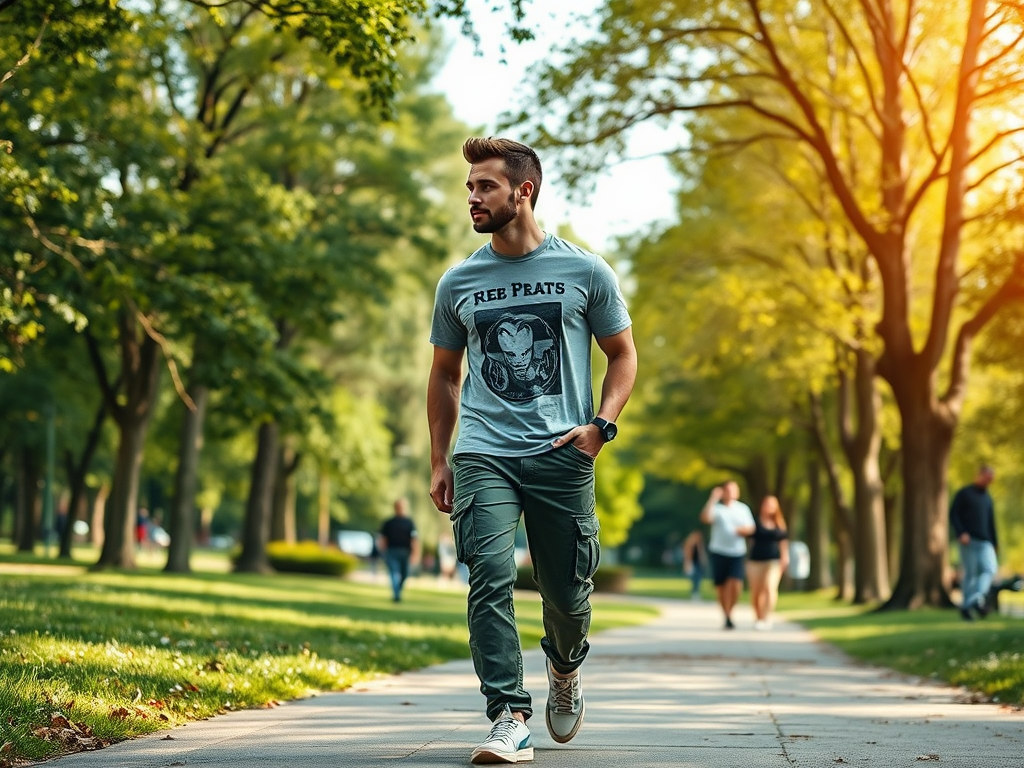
[{"left": 591, "top": 417, "right": 618, "bottom": 442}]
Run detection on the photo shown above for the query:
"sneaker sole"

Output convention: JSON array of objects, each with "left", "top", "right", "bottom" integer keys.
[
  {"left": 546, "top": 698, "right": 585, "bottom": 744},
  {"left": 470, "top": 746, "right": 534, "bottom": 764}
]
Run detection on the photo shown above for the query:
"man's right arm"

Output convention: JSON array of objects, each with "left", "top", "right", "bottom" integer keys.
[
  {"left": 699, "top": 486, "right": 723, "bottom": 525},
  {"left": 427, "top": 345, "right": 464, "bottom": 514}
]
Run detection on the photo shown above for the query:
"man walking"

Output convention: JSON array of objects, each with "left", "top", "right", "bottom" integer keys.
[
  {"left": 378, "top": 498, "right": 419, "bottom": 602},
  {"left": 427, "top": 137, "right": 637, "bottom": 764},
  {"left": 700, "top": 481, "right": 756, "bottom": 630},
  {"left": 950, "top": 465, "right": 999, "bottom": 620}
]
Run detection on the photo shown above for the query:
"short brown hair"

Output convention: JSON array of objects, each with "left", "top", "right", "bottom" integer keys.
[{"left": 462, "top": 137, "right": 543, "bottom": 209}]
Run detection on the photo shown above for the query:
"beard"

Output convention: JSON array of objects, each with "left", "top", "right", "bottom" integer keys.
[{"left": 472, "top": 192, "right": 518, "bottom": 234}]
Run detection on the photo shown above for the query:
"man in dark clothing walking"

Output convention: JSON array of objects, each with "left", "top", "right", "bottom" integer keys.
[
  {"left": 378, "top": 498, "right": 419, "bottom": 602},
  {"left": 950, "top": 465, "right": 999, "bottom": 620}
]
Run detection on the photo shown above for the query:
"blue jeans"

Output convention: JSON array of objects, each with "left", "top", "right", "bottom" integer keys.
[
  {"left": 384, "top": 548, "right": 411, "bottom": 601},
  {"left": 690, "top": 563, "right": 704, "bottom": 597},
  {"left": 452, "top": 446, "right": 600, "bottom": 722},
  {"left": 959, "top": 539, "right": 998, "bottom": 609}
]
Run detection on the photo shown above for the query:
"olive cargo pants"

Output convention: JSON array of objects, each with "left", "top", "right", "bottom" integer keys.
[{"left": 451, "top": 445, "right": 601, "bottom": 722}]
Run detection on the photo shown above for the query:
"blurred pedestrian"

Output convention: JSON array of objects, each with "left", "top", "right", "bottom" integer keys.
[
  {"left": 681, "top": 529, "right": 707, "bottom": 601},
  {"left": 700, "top": 481, "right": 756, "bottom": 629},
  {"left": 950, "top": 464, "right": 999, "bottom": 620},
  {"left": 136, "top": 507, "right": 152, "bottom": 552},
  {"left": 378, "top": 498, "right": 420, "bottom": 602},
  {"left": 428, "top": 136, "right": 636, "bottom": 764},
  {"left": 746, "top": 495, "right": 789, "bottom": 630},
  {"left": 438, "top": 532, "right": 458, "bottom": 580}
]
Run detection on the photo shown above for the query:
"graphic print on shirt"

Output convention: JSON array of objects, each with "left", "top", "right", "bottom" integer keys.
[{"left": 475, "top": 302, "right": 562, "bottom": 402}]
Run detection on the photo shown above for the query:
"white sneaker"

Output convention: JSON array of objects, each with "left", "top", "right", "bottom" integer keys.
[
  {"left": 545, "top": 663, "right": 585, "bottom": 744},
  {"left": 471, "top": 705, "right": 533, "bottom": 764}
]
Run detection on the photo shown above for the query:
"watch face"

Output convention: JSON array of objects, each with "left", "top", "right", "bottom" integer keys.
[{"left": 604, "top": 422, "right": 618, "bottom": 441}]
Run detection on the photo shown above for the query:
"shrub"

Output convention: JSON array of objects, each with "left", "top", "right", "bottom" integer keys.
[
  {"left": 265, "top": 541, "right": 359, "bottom": 577},
  {"left": 515, "top": 564, "right": 633, "bottom": 593},
  {"left": 592, "top": 565, "right": 633, "bottom": 593}
]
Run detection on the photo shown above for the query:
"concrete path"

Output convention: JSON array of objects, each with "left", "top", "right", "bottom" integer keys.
[{"left": 38, "top": 597, "right": 1024, "bottom": 767}]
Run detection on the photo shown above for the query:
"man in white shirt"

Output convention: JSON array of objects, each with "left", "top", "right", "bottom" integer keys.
[{"left": 700, "top": 481, "right": 756, "bottom": 629}]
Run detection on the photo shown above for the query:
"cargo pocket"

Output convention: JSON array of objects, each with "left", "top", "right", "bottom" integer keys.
[
  {"left": 451, "top": 492, "right": 477, "bottom": 564},
  {"left": 573, "top": 514, "right": 601, "bottom": 583}
]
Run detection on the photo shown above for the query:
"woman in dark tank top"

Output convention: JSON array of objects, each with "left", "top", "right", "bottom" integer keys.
[{"left": 746, "top": 496, "right": 789, "bottom": 630}]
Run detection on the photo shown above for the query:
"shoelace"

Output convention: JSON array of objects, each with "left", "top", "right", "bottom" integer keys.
[
  {"left": 549, "top": 673, "right": 579, "bottom": 713},
  {"left": 487, "top": 716, "right": 522, "bottom": 743}
]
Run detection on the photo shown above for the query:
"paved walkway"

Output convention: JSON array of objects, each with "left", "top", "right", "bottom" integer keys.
[{"left": 39, "top": 598, "right": 1023, "bottom": 767}]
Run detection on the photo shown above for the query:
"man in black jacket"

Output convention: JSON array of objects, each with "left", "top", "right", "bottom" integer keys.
[
  {"left": 378, "top": 498, "right": 419, "bottom": 602},
  {"left": 949, "top": 465, "right": 998, "bottom": 620}
]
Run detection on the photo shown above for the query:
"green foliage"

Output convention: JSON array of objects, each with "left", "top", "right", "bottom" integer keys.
[
  {"left": 594, "top": 444, "right": 644, "bottom": 548},
  {"left": 264, "top": 541, "right": 359, "bottom": 576},
  {"left": 0, "top": 0, "right": 477, "bottom": 564}
]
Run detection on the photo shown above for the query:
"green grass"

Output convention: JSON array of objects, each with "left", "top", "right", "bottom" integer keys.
[
  {"left": 778, "top": 590, "right": 1024, "bottom": 707},
  {"left": 0, "top": 554, "right": 658, "bottom": 766},
  {"left": 626, "top": 573, "right": 1024, "bottom": 708}
]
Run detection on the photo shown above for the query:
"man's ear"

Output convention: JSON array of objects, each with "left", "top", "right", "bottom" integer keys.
[{"left": 518, "top": 180, "right": 534, "bottom": 203}]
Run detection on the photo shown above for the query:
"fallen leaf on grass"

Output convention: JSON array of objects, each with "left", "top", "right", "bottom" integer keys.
[
  {"left": 110, "top": 707, "right": 132, "bottom": 720},
  {"left": 29, "top": 717, "right": 110, "bottom": 753}
]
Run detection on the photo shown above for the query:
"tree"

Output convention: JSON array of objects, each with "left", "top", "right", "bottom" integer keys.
[
  {"left": 0, "top": 0, "right": 128, "bottom": 371},
  {"left": 515, "top": 0, "right": 1024, "bottom": 608}
]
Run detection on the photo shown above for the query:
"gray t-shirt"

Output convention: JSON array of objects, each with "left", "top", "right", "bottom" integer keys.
[{"left": 430, "top": 233, "right": 631, "bottom": 457}]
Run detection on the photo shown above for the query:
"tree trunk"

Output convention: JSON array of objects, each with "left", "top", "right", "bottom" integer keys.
[
  {"left": 90, "top": 483, "right": 108, "bottom": 546},
  {"left": 843, "top": 351, "right": 889, "bottom": 603},
  {"left": 317, "top": 472, "right": 331, "bottom": 547},
  {"left": 832, "top": 508, "right": 854, "bottom": 601},
  {"left": 235, "top": 420, "right": 279, "bottom": 573},
  {"left": 744, "top": 454, "right": 771, "bottom": 505},
  {"left": 805, "top": 458, "right": 832, "bottom": 591},
  {"left": 15, "top": 447, "right": 39, "bottom": 553},
  {"left": 59, "top": 398, "right": 109, "bottom": 559},
  {"left": 879, "top": 397, "right": 955, "bottom": 610},
  {"left": 0, "top": 448, "right": 8, "bottom": 540},
  {"left": 89, "top": 318, "right": 162, "bottom": 570},
  {"left": 270, "top": 441, "right": 299, "bottom": 544},
  {"left": 884, "top": 487, "right": 900, "bottom": 587},
  {"left": 96, "top": 408, "right": 153, "bottom": 569},
  {"left": 165, "top": 384, "right": 209, "bottom": 573}
]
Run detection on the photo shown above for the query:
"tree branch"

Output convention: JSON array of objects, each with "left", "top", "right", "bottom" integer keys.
[
  {"left": 84, "top": 328, "right": 123, "bottom": 420},
  {"left": 943, "top": 252, "right": 1024, "bottom": 408},
  {"left": 966, "top": 153, "right": 1024, "bottom": 193},
  {"left": 746, "top": 0, "right": 884, "bottom": 255},
  {"left": 0, "top": 14, "right": 47, "bottom": 89}
]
